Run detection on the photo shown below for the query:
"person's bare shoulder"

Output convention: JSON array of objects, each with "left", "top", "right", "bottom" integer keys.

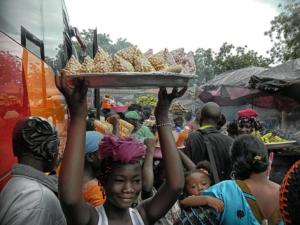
[{"left": 269, "top": 180, "right": 280, "bottom": 191}]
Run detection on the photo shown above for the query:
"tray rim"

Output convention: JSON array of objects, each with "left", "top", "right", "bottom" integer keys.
[
  {"left": 67, "top": 72, "right": 197, "bottom": 88},
  {"left": 265, "top": 140, "right": 297, "bottom": 146},
  {"left": 265, "top": 140, "right": 297, "bottom": 150},
  {"left": 68, "top": 72, "right": 197, "bottom": 78}
]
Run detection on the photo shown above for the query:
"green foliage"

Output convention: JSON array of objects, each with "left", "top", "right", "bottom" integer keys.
[
  {"left": 194, "top": 48, "right": 215, "bottom": 83},
  {"left": 265, "top": 0, "right": 300, "bottom": 62},
  {"left": 73, "top": 29, "right": 133, "bottom": 60},
  {"left": 194, "top": 42, "right": 272, "bottom": 83}
]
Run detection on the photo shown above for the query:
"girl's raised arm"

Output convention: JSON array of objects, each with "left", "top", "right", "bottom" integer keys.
[
  {"left": 138, "top": 87, "right": 186, "bottom": 224},
  {"left": 56, "top": 72, "right": 98, "bottom": 225}
]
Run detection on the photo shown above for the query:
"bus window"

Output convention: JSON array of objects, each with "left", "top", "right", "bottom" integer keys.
[
  {"left": 21, "top": 26, "right": 45, "bottom": 60},
  {"left": 43, "top": 0, "right": 66, "bottom": 71},
  {"left": 0, "top": 0, "right": 43, "bottom": 47},
  {"left": 0, "top": 0, "right": 77, "bottom": 71}
]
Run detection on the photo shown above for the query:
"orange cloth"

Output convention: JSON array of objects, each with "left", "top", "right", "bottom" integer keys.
[
  {"left": 176, "top": 129, "right": 189, "bottom": 147},
  {"left": 82, "top": 179, "right": 106, "bottom": 207},
  {"left": 101, "top": 98, "right": 112, "bottom": 109}
]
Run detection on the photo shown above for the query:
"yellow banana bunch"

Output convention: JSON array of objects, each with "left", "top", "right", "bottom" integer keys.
[
  {"left": 251, "top": 130, "right": 262, "bottom": 140},
  {"left": 251, "top": 131, "right": 287, "bottom": 143},
  {"left": 137, "top": 95, "right": 157, "bottom": 107}
]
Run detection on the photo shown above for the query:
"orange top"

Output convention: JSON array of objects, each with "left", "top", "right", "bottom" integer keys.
[
  {"left": 101, "top": 98, "right": 112, "bottom": 109},
  {"left": 82, "top": 179, "right": 106, "bottom": 207}
]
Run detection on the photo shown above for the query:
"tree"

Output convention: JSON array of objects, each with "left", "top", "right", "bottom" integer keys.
[
  {"left": 194, "top": 48, "right": 215, "bottom": 83},
  {"left": 265, "top": 0, "right": 300, "bottom": 62},
  {"left": 194, "top": 42, "right": 272, "bottom": 83},
  {"left": 73, "top": 29, "right": 133, "bottom": 59}
]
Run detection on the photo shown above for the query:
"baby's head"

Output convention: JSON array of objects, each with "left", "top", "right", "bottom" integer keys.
[{"left": 184, "top": 161, "right": 212, "bottom": 196}]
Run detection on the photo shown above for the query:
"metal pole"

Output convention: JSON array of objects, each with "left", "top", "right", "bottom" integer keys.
[{"left": 92, "top": 28, "right": 101, "bottom": 119}]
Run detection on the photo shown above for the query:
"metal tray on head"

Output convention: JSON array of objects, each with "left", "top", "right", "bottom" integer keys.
[
  {"left": 265, "top": 140, "right": 297, "bottom": 150},
  {"left": 67, "top": 72, "right": 196, "bottom": 88}
]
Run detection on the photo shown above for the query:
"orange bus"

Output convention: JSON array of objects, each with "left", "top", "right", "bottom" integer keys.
[{"left": 0, "top": 0, "right": 83, "bottom": 190}]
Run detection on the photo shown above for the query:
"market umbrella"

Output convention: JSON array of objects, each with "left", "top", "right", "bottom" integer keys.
[
  {"left": 199, "top": 66, "right": 267, "bottom": 106},
  {"left": 249, "top": 58, "right": 300, "bottom": 103}
]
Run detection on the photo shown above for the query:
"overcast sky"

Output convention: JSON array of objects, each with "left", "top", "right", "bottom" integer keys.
[{"left": 64, "top": 0, "right": 288, "bottom": 56}]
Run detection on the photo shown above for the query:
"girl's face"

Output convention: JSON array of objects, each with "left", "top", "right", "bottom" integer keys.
[
  {"left": 105, "top": 163, "right": 142, "bottom": 209},
  {"left": 185, "top": 172, "right": 211, "bottom": 196}
]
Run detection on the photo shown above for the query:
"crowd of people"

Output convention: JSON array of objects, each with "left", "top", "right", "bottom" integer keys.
[{"left": 0, "top": 71, "right": 299, "bottom": 225}]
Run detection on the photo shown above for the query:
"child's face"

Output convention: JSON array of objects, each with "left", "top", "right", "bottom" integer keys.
[
  {"left": 105, "top": 163, "right": 142, "bottom": 209},
  {"left": 185, "top": 172, "right": 211, "bottom": 196}
]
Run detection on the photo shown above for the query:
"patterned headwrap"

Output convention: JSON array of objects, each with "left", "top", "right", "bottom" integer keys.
[
  {"left": 280, "top": 160, "right": 300, "bottom": 224},
  {"left": 13, "top": 116, "right": 59, "bottom": 162},
  {"left": 97, "top": 135, "right": 146, "bottom": 184}
]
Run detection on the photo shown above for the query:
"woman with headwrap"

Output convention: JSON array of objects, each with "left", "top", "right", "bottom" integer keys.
[
  {"left": 237, "top": 108, "right": 261, "bottom": 135},
  {"left": 56, "top": 72, "right": 186, "bottom": 225},
  {"left": 0, "top": 116, "right": 66, "bottom": 225},
  {"left": 124, "top": 110, "right": 154, "bottom": 140}
]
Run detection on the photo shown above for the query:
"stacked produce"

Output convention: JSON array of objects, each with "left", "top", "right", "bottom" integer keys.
[
  {"left": 136, "top": 95, "right": 158, "bottom": 108},
  {"left": 63, "top": 46, "right": 196, "bottom": 75},
  {"left": 170, "top": 102, "right": 189, "bottom": 115}
]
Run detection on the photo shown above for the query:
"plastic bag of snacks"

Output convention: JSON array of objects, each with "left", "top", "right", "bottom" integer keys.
[
  {"left": 79, "top": 56, "right": 94, "bottom": 73},
  {"left": 133, "top": 56, "right": 155, "bottom": 72},
  {"left": 93, "top": 48, "right": 113, "bottom": 73},
  {"left": 144, "top": 49, "right": 153, "bottom": 58},
  {"left": 119, "top": 119, "right": 134, "bottom": 137},
  {"left": 63, "top": 55, "right": 81, "bottom": 75},
  {"left": 181, "top": 51, "right": 196, "bottom": 75},
  {"left": 115, "top": 46, "right": 143, "bottom": 65},
  {"left": 94, "top": 120, "right": 113, "bottom": 134},
  {"left": 160, "top": 48, "right": 177, "bottom": 66},
  {"left": 113, "top": 55, "right": 135, "bottom": 72},
  {"left": 171, "top": 48, "right": 185, "bottom": 64},
  {"left": 148, "top": 52, "right": 168, "bottom": 71}
]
